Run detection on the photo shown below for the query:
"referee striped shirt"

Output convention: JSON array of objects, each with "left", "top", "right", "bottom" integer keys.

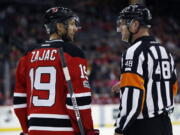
[{"left": 115, "top": 36, "right": 178, "bottom": 133}]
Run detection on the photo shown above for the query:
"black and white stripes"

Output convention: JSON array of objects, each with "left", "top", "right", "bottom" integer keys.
[
  {"left": 13, "top": 93, "right": 27, "bottom": 109},
  {"left": 66, "top": 92, "right": 91, "bottom": 110},
  {"left": 28, "top": 114, "right": 73, "bottom": 131},
  {"left": 115, "top": 36, "right": 177, "bottom": 133},
  {"left": 143, "top": 43, "right": 176, "bottom": 117}
]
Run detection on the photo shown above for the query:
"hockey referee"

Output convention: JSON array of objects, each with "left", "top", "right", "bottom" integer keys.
[{"left": 112, "top": 4, "right": 178, "bottom": 135}]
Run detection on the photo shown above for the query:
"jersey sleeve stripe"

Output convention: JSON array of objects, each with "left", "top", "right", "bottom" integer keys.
[
  {"left": 67, "top": 92, "right": 91, "bottom": 97},
  {"left": 13, "top": 104, "right": 27, "bottom": 109},
  {"left": 14, "top": 97, "right": 26, "bottom": 104},
  {"left": 28, "top": 114, "right": 70, "bottom": 119},
  {"left": 14, "top": 93, "right": 27, "bottom": 97},
  {"left": 66, "top": 105, "right": 91, "bottom": 110},
  {"left": 66, "top": 96, "right": 91, "bottom": 106},
  {"left": 29, "top": 126, "right": 73, "bottom": 131},
  {"left": 120, "top": 73, "right": 145, "bottom": 91},
  {"left": 29, "top": 118, "right": 72, "bottom": 128}
]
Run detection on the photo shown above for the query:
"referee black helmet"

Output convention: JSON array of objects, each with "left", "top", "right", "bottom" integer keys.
[{"left": 117, "top": 4, "right": 152, "bottom": 28}]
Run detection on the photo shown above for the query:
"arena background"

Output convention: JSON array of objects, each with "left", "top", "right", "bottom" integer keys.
[{"left": 0, "top": 0, "right": 180, "bottom": 134}]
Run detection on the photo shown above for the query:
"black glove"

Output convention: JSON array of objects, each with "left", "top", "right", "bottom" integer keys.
[
  {"left": 20, "top": 132, "right": 28, "bottom": 135},
  {"left": 87, "top": 129, "right": 100, "bottom": 135}
]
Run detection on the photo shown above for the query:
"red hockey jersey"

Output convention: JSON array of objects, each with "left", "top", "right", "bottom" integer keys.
[{"left": 13, "top": 39, "right": 94, "bottom": 135}]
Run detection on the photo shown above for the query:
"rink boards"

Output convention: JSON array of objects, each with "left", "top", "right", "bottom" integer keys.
[{"left": 0, "top": 104, "right": 180, "bottom": 132}]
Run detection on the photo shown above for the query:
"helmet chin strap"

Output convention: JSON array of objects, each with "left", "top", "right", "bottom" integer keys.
[{"left": 126, "top": 19, "right": 141, "bottom": 44}]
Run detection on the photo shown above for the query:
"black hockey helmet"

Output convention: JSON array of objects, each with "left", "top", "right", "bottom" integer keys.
[
  {"left": 44, "top": 7, "right": 80, "bottom": 34},
  {"left": 117, "top": 4, "right": 152, "bottom": 28}
]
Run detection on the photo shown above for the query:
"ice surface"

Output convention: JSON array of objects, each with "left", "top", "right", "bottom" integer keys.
[{"left": 0, "top": 126, "right": 179, "bottom": 135}]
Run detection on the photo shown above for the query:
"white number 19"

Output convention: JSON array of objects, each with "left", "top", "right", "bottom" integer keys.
[
  {"left": 79, "top": 64, "right": 88, "bottom": 80},
  {"left": 29, "top": 67, "right": 56, "bottom": 107}
]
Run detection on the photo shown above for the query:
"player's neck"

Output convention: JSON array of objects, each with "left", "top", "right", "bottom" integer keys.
[
  {"left": 49, "top": 33, "right": 62, "bottom": 40},
  {"left": 132, "top": 28, "right": 149, "bottom": 43}
]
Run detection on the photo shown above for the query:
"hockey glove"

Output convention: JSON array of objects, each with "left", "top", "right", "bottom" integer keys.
[
  {"left": 20, "top": 132, "right": 28, "bottom": 135},
  {"left": 87, "top": 129, "right": 100, "bottom": 135}
]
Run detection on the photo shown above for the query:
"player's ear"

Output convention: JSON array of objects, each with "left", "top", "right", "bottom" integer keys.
[
  {"left": 130, "top": 20, "right": 140, "bottom": 33},
  {"left": 56, "top": 23, "right": 66, "bottom": 35}
]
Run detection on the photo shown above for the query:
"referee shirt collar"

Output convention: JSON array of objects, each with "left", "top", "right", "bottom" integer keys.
[{"left": 132, "top": 36, "right": 156, "bottom": 45}]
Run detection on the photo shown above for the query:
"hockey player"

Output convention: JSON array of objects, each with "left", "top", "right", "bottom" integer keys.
[
  {"left": 112, "top": 4, "right": 178, "bottom": 135},
  {"left": 13, "top": 7, "right": 99, "bottom": 135}
]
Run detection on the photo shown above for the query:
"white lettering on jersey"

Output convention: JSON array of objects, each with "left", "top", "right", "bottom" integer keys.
[
  {"left": 125, "top": 60, "right": 133, "bottom": 71},
  {"left": 44, "top": 50, "right": 50, "bottom": 60},
  {"left": 31, "top": 49, "right": 57, "bottom": 62},
  {"left": 31, "top": 51, "right": 36, "bottom": 62}
]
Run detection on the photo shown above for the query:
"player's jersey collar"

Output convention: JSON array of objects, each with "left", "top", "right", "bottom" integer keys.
[{"left": 45, "top": 39, "right": 64, "bottom": 43}]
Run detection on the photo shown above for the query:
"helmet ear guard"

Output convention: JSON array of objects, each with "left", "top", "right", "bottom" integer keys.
[{"left": 44, "top": 23, "right": 56, "bottom": 35}]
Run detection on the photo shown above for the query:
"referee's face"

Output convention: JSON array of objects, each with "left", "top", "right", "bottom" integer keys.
[{"left": 117, "top": 19, "right": 130, "bottom": 42}]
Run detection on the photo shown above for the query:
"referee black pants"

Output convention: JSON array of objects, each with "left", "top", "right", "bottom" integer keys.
[{"left": 124, "top": 113, "right": 173, "bottom": 135}]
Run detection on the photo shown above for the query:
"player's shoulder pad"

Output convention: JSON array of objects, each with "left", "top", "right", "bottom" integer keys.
[
  {"left": 48, "top": 41, "right": 85, "bottom": 58},
  {"left": 64, "top": 42, "right": 85, "bottom": 58},
  {"left": 24, "top": 44, "right": 41, "bottom": 55}
]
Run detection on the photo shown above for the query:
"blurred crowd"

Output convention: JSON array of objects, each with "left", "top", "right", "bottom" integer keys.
[{"left": 0, "top": 4, "right": 180, "bottom": 105}]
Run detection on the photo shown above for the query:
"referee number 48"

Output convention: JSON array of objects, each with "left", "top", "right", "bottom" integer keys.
[{"left": 155, "top": 61, "right": 171, "bottom": 79}]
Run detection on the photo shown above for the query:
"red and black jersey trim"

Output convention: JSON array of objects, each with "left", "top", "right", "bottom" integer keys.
[
  {"left": 66, "top": 96, "right": 91, "bottom": 106},
  {"left": 13, "top": 97, "right": 26, "bottom": 105},
  {"left": 28, "top": 118, "right": 72, "bottom": 127}
]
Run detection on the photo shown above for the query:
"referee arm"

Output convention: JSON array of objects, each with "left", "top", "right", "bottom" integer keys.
[
  {"left": 115, "top": 51, "right": 145, "bottom": 134},
  {"left": 115, "top": 73, "right": 145, "bottom": 134}
]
